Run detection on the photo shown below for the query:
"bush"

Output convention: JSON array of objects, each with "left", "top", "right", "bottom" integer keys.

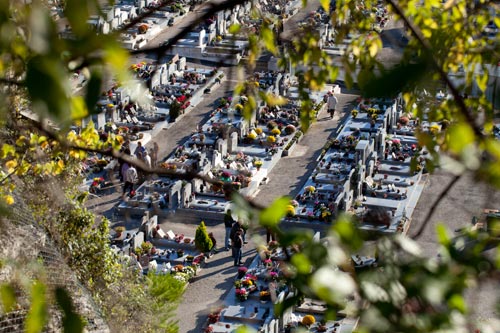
[
  {"left": 169, "top": 101, "right": 181, "bottom": 121},
  {"left": 195, "top": 221, "right": 213, "bottom": 253}
]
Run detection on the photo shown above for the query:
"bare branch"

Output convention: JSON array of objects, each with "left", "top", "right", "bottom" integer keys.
[
  {"left": 385, "top": 0, "right": 484, "bottom": 139},
  {"left": 411, "top": 174, "right": 461, "bottom": 239}
]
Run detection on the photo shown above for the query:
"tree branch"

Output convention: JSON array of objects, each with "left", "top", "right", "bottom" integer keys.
[
  {"left": 411, "top": 174, "right": 461, "bottom": 239},
  {"left": 385, "top": 0, "right": 484, "bottom": 139}
]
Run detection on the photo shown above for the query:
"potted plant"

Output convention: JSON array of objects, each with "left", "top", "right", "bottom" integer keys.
[
  {"left": 254, "top": 160, "right": 263, "bottom": 170},
  {"left": 301, "top": 315, "right": 316, "bottom": 328},
  {"left": 351, "top": 109, "right": 358, "bottom": 118}
]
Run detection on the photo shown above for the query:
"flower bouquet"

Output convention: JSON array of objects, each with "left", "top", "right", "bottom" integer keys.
[
  {"left": 264, "top": 258, "right": 273, "bottom": 269},
  {"left": 207, "top": 310, "right": 221, "bottom": 323},
  {"left": 259, "top": 290, "right": 271, "bottom": 302},
  {"left": 235, "top": 288, "right": 248, "bottom": 301}
]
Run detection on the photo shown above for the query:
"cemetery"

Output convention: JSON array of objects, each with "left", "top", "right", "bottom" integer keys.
[{"left": 288, "top": 96, "right": 426, "bottom": 234}]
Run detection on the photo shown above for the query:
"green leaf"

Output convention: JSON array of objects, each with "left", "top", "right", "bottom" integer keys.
[
  {"left": 291, "top": 252, "right": 312, "bottom": 274},
  {"left": 448, "top": 293, "right": 467, "bottom": 313},
  {"left": 55, "top": 287, "right": 85, "bottom": 333},
  {"left": 85, "top": 69, "right": 103, "bottom": 114},
  {"left": 71, "top": 97, "right": 88, "bottom": 121},
  {"left": 26, "top": 56, "right": 71, "bottom": 124},
  {"left": 0, "top": 284, "right": 16, "bottom": 313},
  {"left": 436, "top": 224, "right": 450, "bottom": 246},
  {"left": 261, "top": 26, "right": 277, "bottom": 55},
  {"left": 64, "top": 0, "right": 90, "bottom": 37},
  {"left": 259, "top": 196, "right": 290, "bottom": 227},
  {"left": 228, "top": 24, "right": 241, "bottom": 34},
  {"left": 360, "top": 59, "right": 429, "bottom": 98},
  {"left": 25, "top": 281, "right": 47, "bottom": 333},
  {"left": 447, "top": 123, "right": 475, "bottom": 155}
]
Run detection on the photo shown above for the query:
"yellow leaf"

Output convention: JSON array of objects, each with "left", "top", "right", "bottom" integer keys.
[
  {"left": 4, "top": 195, "right": 14, "bottom": 205},
  {"left": 319, "top": 0, "right": 329, "bottom": 12},
  {"left": 71, "top": 96, "right": 89, "bottom": 120},
  {"left": 57, "top": 159, "right": 65, "bottom": 169},
  {"left": 5, "top": 160, "right": 17, "bottom": 172},
  {"left": 368, "top": 42, "right": 379, "bottom": 57}
]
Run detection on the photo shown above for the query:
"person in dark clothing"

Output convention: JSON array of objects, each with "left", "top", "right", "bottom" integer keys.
[
  {"left": 229, "top": 220, "right": 242, "bottom": 256},
  {"left": 232, "top": 229, "right": 244, "bottom": 266},
  {"left": 224, "top": 209, "right": 235, "bottom": 250}
]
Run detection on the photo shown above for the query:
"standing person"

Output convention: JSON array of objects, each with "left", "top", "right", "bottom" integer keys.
[
  {"left": 224, "top": 209, "right": 235, "bottom": 251},
  {"left": 327, "top": 93, "right": 338, "bottom": 119},
  {"left": 232, "top": 229, "right": 244, "bottom": 266},
  {"left": 134, "top": 141, "right": 146, "bottom": 159},
  {"left": 143, "top": 150, "right": 152, "bottom": 169},
  {"left": 123, "top": 164, "right": 138, "bottom": 200}
]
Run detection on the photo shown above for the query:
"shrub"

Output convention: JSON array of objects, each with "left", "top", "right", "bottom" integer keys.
[
  {"left": 195, "top": 221, "right": 213, "bottom": 252},
  {"left": 169, "top": 101, "right": 181, "bottom": 121},
  {"left": 284, "top": 125, "right": 296, "bottom": 135},
  {"left": 267, "top": 121, "right": 278, "bottom": 130}
]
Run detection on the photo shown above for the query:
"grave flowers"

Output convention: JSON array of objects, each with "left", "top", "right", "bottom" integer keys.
[
  {"left": 259, "top": 290, "right": 271, "bottom": 302},
  {"left": 237, "top": 266, "right": 248, "bottom": 278},
  {"left": 264, "top": 258, "right": 273, "bottom": 269},
  {"left": 253, "top": 160, "right": 263, "bottom": 170},
  {"left": 90, "top": 177, "right": 105, "bottom": 193},
  {"left": 302, "top": 315, "right": 316, "bottom": 327},
  {"left": 235, "top": 288, "right": 248, "bottom": 301},
  {"left": 207, "top": 310, "right": 221, "bottom": 323}
]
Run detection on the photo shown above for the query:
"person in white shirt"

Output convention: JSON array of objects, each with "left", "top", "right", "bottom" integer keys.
[
  {"left": 327, "top": 94, "right": 338, "bottom": 119},
  {"left": 143, "top": 150, "right": 152, "bottom": 169}
]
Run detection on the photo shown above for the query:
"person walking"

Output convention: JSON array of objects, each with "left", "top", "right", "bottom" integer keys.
[
  {"left": 224, "top": 209, "right": 235, "bottom": 251},
  {"left": 122, "top": 164, "right": 138, "bottom": 200},
  {"left": 327, "top": 93, "right": 338, "bottom": 119},
  {"left": 232, "top": 229, "right": 244, "bottom": 266},
  {"left": 134, "top": 141, "right": 146, "bottom": 159}
]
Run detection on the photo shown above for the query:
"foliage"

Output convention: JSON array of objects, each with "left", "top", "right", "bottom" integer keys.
[
  {"left": 54, "top": 205, "right": 122, "bottom": 289},
  {"left": 0, "top": 0, "right": 500, "bottom": 333},
  {"left": 169, "top": 101, "right": 181, "bottom": 121},
  {"left": 195, "top": 221, "right": 213, "bottom": 253}
]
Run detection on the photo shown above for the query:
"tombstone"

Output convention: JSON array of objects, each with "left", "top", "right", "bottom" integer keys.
[
  {"left": 181, "top": 182, "right": 192, "bottom": 208},
  {"left": 96, "top": 112, "right": 106, "bottom": 130},
  {"left": 169, "top": 181, "right": 183, "bottom": 209},
  {"left": 143, "top": 214, "right": 158, "bottom": 240},
  {"left": 151, "top": 71, "right": 161, "bottom": 89},
  {"left": 215, "top": 138, "right": 227, "bottom": 156},
  {"left": 167, "top": 63, "right": 176, "bottom": 76},
  {"left": 227, "top": 131, "right": 238, "bottom": 153},
  {"left": 177, "top": 57, "right": 186, "bottom": 71},
  {"left": 212, "top": 149, "right": 222, "bottom": 167},
  {"left": 198, "top": 29, "right": 206, "bottom": 47},
  {"left": 132, "top": 231, "right": 144, "bottom": 250},
  {"left": 160, "top": 67, "right": 168, "bottom": 85}
]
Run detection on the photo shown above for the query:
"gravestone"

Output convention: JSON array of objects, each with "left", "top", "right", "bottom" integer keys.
[
  {"left": 160, "top": 67, "right": 168, "bottom": 85},
  {"left": 97, "top": 112, "right": 106, "bottom": 130},
  {"left": 151, "top": 71, "right": 161, "bottom": 89},
  {"left": 132, "top": 231, "right": 144, "bottom": 250},
  {"left": 177, "top": 57, "right": 186, "bottom": 71},
  {"left": 216, "top": 138, "right": 227, "bottom": 156},
  {"left": 168, "top": 63, "right": 176, "bottom": 76},
  {"left": 228, "top": 131, "right": 238, "bottom": 153},
  {"left": 212, "top": 149, "right": 222, "bottom": 167},
  {"left": 143, "top": 214, "right": 158, "bottom": 240},
  {"left": 199, "top": 29, "right": 207, "bottom": 47},
  {"left": 181, "top": 182, "right": 192, "bottom": 208}
]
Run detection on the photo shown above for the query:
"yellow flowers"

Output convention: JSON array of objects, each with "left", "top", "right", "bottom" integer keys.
[
  {"left": 5, "top": 159, "right": 17, "bottom": 172},
  {"left": 271, "top": 128, "right": 281, "bottom": 136},
  {"left": 302, "top": 315, "right": 316, "bottom": 326},
  {"left": 267, "top": 135, "right": 276, "bottom": 143},
  {"left": 285, "top": 205, "right": 295, "bottom": 217}
]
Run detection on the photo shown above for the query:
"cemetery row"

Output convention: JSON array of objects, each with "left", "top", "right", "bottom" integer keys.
[{"left": 287, "top": 96, "right": 427, "bottom": 234}]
